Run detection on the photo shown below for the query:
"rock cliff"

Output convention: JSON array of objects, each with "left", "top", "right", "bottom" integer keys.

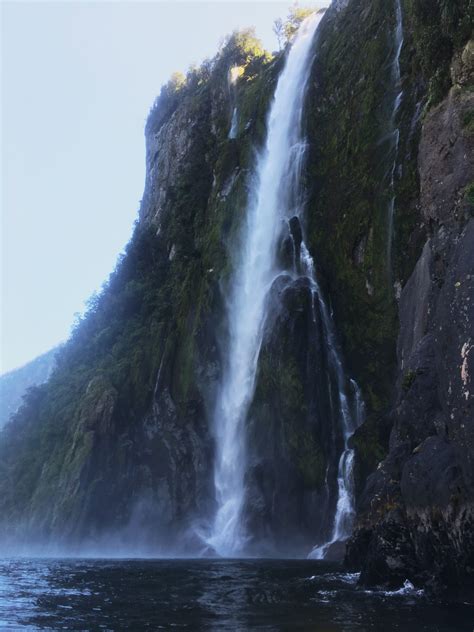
[
  {"left": 347, "top": 40, "right": 474, "bottom": 599},
  {"left": 0, "top": 0, "right": 472, "bottom": 597}
]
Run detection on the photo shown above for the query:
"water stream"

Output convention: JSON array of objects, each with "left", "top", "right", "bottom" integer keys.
[
  {"left": 207, "top": 14, "right": 322, "bottom": 556},
  {"left": 386, "top": 0, "right": 404, "bottom": 276},
  {"left": 208, "top": 11, "right": 364, "bottom": 558},
  {"left": 228, "top": 107, "right": 238, "bottom": 139}
]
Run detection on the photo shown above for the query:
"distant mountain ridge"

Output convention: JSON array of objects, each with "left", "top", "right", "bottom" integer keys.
[{"left": 0, "top": 348, "right": 59, "bottom": 429}]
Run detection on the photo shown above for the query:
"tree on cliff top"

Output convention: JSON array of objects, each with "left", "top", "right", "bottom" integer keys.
[
  {"left": 273, "top": 5, "right": 317, "bottom": 49},
  {"left": 217, "top": 27, "right": 267, "bottom": 69},
  {"left": 284, "top": 6, "right": 315, "bottom": 40}
]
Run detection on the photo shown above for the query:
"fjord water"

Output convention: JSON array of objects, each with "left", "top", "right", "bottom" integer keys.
[
  {"left": 2, "top": 558, "right": 473, "bottom": 631},
  {"left": 208, "top": 14, "right": 322, "bottom": 556}
]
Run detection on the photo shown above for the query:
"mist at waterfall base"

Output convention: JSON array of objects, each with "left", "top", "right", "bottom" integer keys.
[{"left": 3, "top": 559, "right": 474, "bottom": 631}]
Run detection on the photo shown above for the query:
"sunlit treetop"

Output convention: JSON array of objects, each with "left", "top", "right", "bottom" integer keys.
[
  {"left": 146, "top": 27, "right": 272, "bottom": 134},
  {"left": 273, "top": 4, "right": 325, "bottom": 50}
]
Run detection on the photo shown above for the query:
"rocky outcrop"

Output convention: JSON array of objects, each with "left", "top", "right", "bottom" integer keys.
[
  {"left": 244, "top": 273, "right": 339, "bottom": 554},
  {"left": 347, "top": 55, "right": 474, "bottom": 597}
]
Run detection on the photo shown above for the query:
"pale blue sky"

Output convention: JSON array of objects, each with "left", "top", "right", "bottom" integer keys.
[{"left": 1, "top": 0, "right": 320, "bottom": 374}]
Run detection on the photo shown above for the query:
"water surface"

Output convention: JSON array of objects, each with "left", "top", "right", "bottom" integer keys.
[{"left": 1, "top": 559, "right": 473, "bottom": 630}]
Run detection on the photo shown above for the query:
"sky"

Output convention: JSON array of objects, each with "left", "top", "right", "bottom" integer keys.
[{"left": 1, "top": 0, "right": 321, "bottom": 374}]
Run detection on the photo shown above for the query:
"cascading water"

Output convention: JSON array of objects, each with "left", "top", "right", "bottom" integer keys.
[
  {"left": 298, "top": 240, "right": 365, "bottom": 559},
  {"left": 228, "top": 107, "right": 238, "bottom": 139},
  {"left": 386, "top": 0, "right": 404, "bottom": 274},
  {"left": 206, "top": 14, "right": 323, "bottom": 556}
]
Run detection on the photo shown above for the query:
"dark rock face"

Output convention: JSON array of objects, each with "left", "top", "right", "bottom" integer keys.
[
  {"left": 243, "top": 275, "right": 341, "bottom": 554},
  {"left": 347, "top": 82, "right": 474, "bottom": 598}
]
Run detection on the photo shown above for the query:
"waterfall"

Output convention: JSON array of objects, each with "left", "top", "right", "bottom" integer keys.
[
  {"left": 386, "top": 0, "right": 404, "bottom": 275},
  {"left": 299, "top": 241, "right": 365, "bottom": 560},
  {"left": 307, "top": 333, "right": 365, "bottom": 559},
  {"left": 228, "top": 107, "right": 238, "bottom": 139},
  {"left": 206, "top": 14, "right": 323, "bottom": 557}
]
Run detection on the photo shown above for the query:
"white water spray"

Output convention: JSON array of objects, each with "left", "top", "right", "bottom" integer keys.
[{"left": 207, "top": 15, "right": 322, "bottom": 556}]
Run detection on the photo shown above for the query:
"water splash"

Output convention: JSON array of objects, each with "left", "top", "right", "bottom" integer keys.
[{"left": 206, "top": 14, "right": 322, "bottom": 557}]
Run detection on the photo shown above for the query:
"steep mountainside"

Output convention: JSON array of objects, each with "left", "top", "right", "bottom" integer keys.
[
  {"left": 347, "top": 36, "right": 474, "bottom": 599},
  {"left": 0, "top": 0, "right": 472, "bottom": 597},
  {"left": 0, "top": 31, "right": 280, "bottom": 552}
]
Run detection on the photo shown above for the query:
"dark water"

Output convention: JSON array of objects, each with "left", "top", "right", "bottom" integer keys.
[{"left": 1, "top": 558, "right": 473, "bottom": 631}]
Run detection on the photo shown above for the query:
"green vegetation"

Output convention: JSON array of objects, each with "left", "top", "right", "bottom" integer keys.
[
  {"left": 305, "top": 0, "right": 402, "bottom": 425},
  {"left": 284, "top": 6, "right": 316, "bottom": 39},
  {"left": 402, "top": 369, "right": 417, "bottom": 391},
  {"left": 302, "top": 0, "right": 471, "bottom": 476},
  {"left": 351, "top": 410, "right": 390, "bottom": 498},
  {"left": 465, "top": 182, "right": 474, "bottom": 206},
  {"left": 403, "top": 0, "right": 473, "bottom": 108},
  {"left": 219, "top": 28, "right": 268, "bottom": 66},
  {"left": 146, "top": 28, "right": 271, "bottom": 138},
  {"left": 1, "top": 2, "right": 471, "bottom": 539},
  {"left": 463, "top": 110, "right": 474, "bottom": 134},
  {"left": 0, "top": 29, "right": 279, "bottom": 536},
  {"left": 0, "top": 222, "right": 173, "bottom": 528},
  {"left": 0, "top": 347, "right": 58, "bottom": 429},
  {"left": 273, "top": 5, "right": 318, "bottom": 49},
  {"left": 247, "top": 283, "right": 330, "bottom": 492},
  {"left": 146, "top": 72, "right": 188, "bottom": 136}
]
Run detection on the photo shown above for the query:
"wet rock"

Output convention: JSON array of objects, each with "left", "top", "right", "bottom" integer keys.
[
  {"left": 451, "top": 39, "right": 474, "bottom": 88},
  {"left": 348, "top": 71, "right": 474, "bottom": 599},
  {"left": 289, "top": 215, "right": 303, "bottom": 264},
  {"left": 419, "top": 88, "right": 474, "bottom": 225},
  {"left": 244, "top": 276, "right": 340, "bottom": 554},
  {"left": 324, "top": 539, "right": 346, "bottom": 562}
]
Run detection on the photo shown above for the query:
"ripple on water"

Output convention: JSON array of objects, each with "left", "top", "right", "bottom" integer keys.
[{"left": 0, "top": 558, "right": 472, "bottom": 631}]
